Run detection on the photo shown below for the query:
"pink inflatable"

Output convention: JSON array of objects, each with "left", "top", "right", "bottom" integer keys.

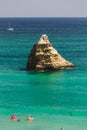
[
  {"left": 11, "top": 114, "right": 16, "bottom": 120},
  {"left": 27, "top": 115, "right": 33, "bottom": 121}
]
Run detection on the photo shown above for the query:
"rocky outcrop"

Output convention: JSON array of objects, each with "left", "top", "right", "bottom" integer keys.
[{"left": 26, "top": 34, "right": 75, "bottom": 71}]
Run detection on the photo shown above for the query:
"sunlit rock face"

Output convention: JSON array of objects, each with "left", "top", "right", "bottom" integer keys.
[{"left": 26, "top": 34, "right": 75, "bottom": 71}]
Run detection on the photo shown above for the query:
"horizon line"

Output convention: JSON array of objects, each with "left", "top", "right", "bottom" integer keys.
[{"left": 0, "top": 16, "right": 87, "bottom": 18}]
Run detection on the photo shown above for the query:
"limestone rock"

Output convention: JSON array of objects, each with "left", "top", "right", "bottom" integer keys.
[{"left": 26, "top": 34, "right": 75, "bottom": 71}]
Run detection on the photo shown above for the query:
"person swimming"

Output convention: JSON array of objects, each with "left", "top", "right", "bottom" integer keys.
[
  {"left": 27, "top": 115, "right": 33, "bottom": 121},
  {"left": 11, "top": 114, "right": 16, "bottom": 120},
  {"left": 69, "top": 111, "right": 72, "bottom": 116},
  {"left": 17, "top": 118, "right": 21, "bottom": 122}
]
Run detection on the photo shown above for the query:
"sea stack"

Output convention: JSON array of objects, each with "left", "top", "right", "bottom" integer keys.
[{"left": 26, "top": 34, "right": 75, "bottom": 71}]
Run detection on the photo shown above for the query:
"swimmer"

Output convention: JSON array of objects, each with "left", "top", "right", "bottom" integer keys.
[
  {"left": 27, "top": 115, "right": 33, "bottom": 121},
  {"left": 11, "top": 114, "right": 16, "bottom": 120},
  {"left": 61, "top": 128, "right": 64, "bottom": 130},
  {"left": 69, "top": 111, "right": 72, "bottom": 116},
  {"left": 17, "top": 118, "right": 21, "bottom": 122}
]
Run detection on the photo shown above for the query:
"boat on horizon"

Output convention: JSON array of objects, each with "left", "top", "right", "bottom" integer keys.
[{"left": 7, "top": 24, "right": 14, "bottom": 31}]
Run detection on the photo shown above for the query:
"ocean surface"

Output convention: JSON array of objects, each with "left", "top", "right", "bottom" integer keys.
[{"left": 0, "top": 18, "right": 87, "bottom": 130}]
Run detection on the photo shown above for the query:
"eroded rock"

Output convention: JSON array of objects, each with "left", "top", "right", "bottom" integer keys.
[{"left": 26, "top": 34, "right": 75, "bottom": 71}]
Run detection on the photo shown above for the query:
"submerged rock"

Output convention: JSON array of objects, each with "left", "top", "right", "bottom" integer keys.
[{"left": 26, "top": 34, "right": 75, "bottom": 71}]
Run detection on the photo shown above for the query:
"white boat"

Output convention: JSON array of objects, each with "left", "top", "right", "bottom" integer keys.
[
  {"left": 7, "top": 27, "right": 14, "bottom": 31},
  {"left": 7, "top": 24, "right": 14, "bottom": 31}
]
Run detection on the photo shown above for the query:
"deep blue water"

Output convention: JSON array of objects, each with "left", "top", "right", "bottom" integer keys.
[{"left": 0, "top": 18, "right": 87, "bottom": 130}]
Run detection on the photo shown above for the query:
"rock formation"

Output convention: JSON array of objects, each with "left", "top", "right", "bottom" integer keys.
[{"left": 26, "top": 34, "right": 75, "bottom": 71}]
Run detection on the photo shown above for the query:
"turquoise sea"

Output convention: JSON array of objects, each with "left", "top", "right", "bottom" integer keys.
[{"left": 0, "top": 18, "right": 87, "bottom": 130}]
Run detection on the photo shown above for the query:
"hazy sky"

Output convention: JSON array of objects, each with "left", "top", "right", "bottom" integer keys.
[{"left": 0, "top": 0, "right": 87, "bottom": 17}]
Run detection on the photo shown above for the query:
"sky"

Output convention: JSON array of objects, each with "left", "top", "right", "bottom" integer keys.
[{"left": 0, "top": 0, "right": 87, "bottom": 17}]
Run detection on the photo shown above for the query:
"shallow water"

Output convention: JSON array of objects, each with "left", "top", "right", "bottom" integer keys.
[{"left": 0, "top": 18, "right": 87, "bottom": 130}]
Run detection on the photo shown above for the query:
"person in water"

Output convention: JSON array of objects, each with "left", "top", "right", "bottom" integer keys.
[
  {"left": 27, "top": 115, "right": 33, "bottom": 121},
  {"left": 17, "top": 118, "right": 21, "bottom": 122},
  {"left": 11, "top": 114, "right": 16, "bottom": 120},
  {"left": 69, "top": 111, "right": 72, "bottom": 116}
]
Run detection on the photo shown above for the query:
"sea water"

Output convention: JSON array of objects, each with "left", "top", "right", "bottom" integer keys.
[{"left": 0, "top": 18, "right": 87, "bottom": 130}]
